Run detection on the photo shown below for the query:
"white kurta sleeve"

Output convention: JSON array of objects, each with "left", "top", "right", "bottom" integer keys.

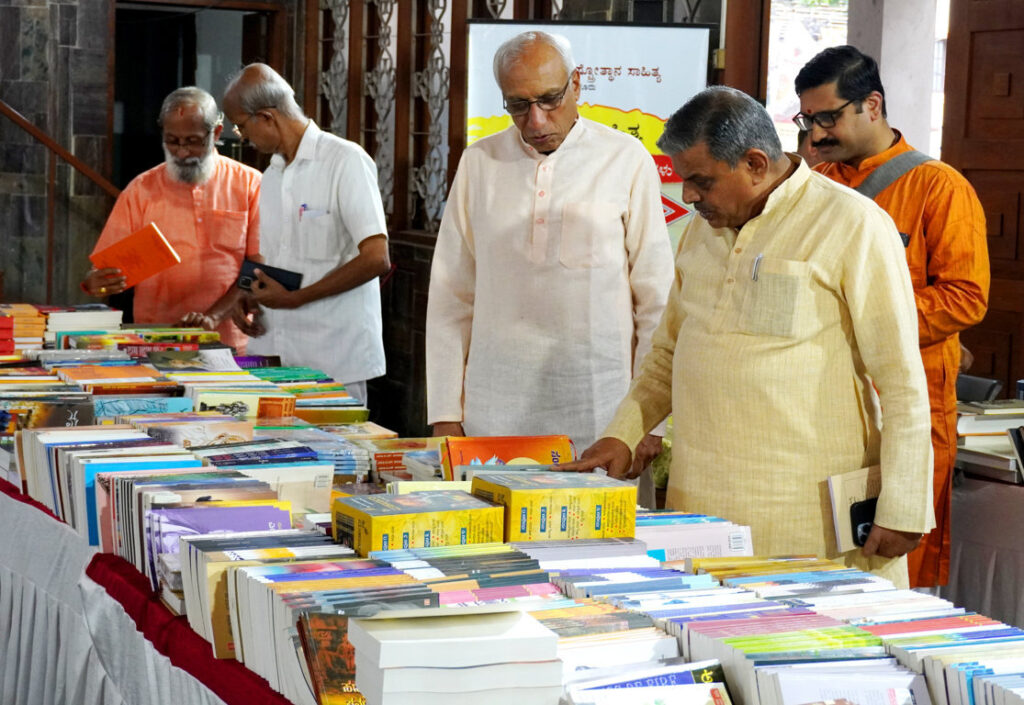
[
  {"left": 425, "top": 157, "right": 477, "bottom": 425},
  {"left": 840, "top": 204, "right": 935, "bottom": 535},
  {"left": 623, "top": 153, "right": 674, "bottom": 379}
]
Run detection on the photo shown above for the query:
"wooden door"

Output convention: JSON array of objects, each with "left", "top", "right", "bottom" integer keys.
[{"left": 944, "top": 0, "right": 1024, "bottom": 397}]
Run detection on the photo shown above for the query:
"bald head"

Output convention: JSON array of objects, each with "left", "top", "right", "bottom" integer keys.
[
  {"left": 492, "top": 31, "right": 575, "bottom": 86},
  {"left": 223, "top": 63, "right": 305, "bottom": 121}
]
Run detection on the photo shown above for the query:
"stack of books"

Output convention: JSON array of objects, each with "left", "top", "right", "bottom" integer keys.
[
  {"left": 634, "top": 510, "right": 754, "bottom": 562},
  {"left": 346, "top": 609, "right": 562, "bottom": 705},
  {"left": 35, "top": 303, "right": 123, "bottom": 345},
  {"left": 254, "top": 423, "right": 372, "bottom": 480},
  {"left": 0, "top": 303, "right": 46, "bottom": 354},
  {"left": 955, "top": 399, "right": 1024, "bottom": 484},
  {"left": 353, "top": 437, "right": 443, "bottom": 482},
  {"left": 54, "top": 362, "right": 177, "bottom": 394}
]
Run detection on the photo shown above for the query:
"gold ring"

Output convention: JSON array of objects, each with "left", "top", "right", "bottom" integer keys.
[{"left": 99, "top": 286, "right": 107, "bottom": 294}]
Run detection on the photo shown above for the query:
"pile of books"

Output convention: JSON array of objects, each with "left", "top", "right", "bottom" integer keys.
[
  {"left": 955, "top": 399, "right": 1024, "bottom": 484},
  {"left": 634, "top": 510, "right": 754, "bottom": 562},
  {"left": 347, "top": 609, "right": 562, "bottom": 705},
  {"left": 35, "top": 303, "right": 123, "bottom": 345},
  {"left": 0, "top": 303, "right": 46, "bottom": 354}
]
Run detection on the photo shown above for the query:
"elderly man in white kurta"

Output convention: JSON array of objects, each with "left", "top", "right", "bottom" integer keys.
[
  {"left": 223, "top": 64, "right": 391, "bottom": 404},
  {"left": 567, "top": 87, "right": 934, "bottom": 588},
  {"left": 426, "top": 31, "right": 673, "bottom": 486}
]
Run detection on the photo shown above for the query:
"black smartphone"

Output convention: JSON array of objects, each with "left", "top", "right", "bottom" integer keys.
[
  {"left": 850, "top": 497, "right": 878, "bottom": 547},
  {"left": 237, "top": 258, "right": 304, "bottom": 292}
]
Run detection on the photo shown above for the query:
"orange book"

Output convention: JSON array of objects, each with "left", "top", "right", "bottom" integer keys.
[
  {"left": 89, "top": 222, "right": 181, "bottom": 288},
  {"left": 440, "top": 435, "right": 575, "bottom": 481}
]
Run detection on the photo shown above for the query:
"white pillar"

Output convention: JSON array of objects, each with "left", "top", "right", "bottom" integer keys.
[{"left": 847, "top": 0, "right": 938, "bottom": 151}]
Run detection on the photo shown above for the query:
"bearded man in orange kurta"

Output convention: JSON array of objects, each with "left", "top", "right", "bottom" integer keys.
[
  {"left": 796, "top": 46, "right": 990, "bottom": 587},
  {"left": 82, "top": 87, "right": 260, "bottom": 352}
]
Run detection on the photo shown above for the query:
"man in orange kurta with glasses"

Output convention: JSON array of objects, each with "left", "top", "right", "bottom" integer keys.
[
  {"left": 796, "top": 45, "right": 990, "bottom": 588},
  {"left": 83, "top": 87, "right": 261, "bottom": 352}
]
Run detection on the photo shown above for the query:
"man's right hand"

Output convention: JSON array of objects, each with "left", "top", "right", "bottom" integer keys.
[
  {"left": 230, "top": 296, "right": 266, "bottom": 337},
  {"left": 432, "top": 422, "right": 465, "bottom": 437},
  {"left": 556, "top": 437, "right": 633, "bottom": 479},
  {"left": 82, "top": 268, "right": 127, "bottom": 297}
]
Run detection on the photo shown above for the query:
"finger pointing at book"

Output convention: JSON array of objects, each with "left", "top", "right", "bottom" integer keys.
[{"left": 82, "top": 267, "right": 127, "bottom": 297}]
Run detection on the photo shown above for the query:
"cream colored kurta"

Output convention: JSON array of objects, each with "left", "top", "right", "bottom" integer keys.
[
  {"left": 426, "top": 118, "right": 673, "bottom": 450},
  {"left": 603, "top": 157, "right": 934, "bottom": 586}
]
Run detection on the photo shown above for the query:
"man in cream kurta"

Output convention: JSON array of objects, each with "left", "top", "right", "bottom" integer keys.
[
  {"left": 569, "top": 87, "right": 933, "bottom": 587},
  {"left": 426, "top": 32, "right": 673, "bottom": 474}
]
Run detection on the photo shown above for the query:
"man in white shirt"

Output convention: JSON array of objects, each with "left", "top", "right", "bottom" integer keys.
[
  {"left": 426, "top": 31, "right": 673, "bottom": 494},
  {"left": 223, "top": 63, "right": 390, "bottom": 403}
]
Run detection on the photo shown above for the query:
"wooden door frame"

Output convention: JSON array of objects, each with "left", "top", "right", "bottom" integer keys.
[{"left": 108, "top": 0, "right": 289, "bottom": 174}]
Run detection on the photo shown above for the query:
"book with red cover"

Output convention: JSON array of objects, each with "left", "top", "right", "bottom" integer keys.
[{"left": 89, "top": 222, "right": 181, "bottom": 288}]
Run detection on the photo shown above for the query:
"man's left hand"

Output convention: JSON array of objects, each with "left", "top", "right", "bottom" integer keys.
[
  {"left": 861, "top": 524, "right": 923, "bottom": 559},
  {"left": 251, "top": 269, "right": 301, "bottom": 309},
  {"left": 629, "top": 433, "right": 663, "bottom": 479}
]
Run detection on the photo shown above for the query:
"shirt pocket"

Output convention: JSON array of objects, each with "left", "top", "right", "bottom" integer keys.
[
  {"left": 738, "top": 257, "right": 811, "bottom": 339},
  {"left": 206, "top": 209, "right": 249, "bottom": 252},
  {"left": 298, "top": 210, "right": 339, "bottom": 261},
  {"left": 559, "top": 201, "right": 623, "bottom": 268}
]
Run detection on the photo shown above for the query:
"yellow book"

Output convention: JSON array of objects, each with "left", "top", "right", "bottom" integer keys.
[
  {"left": 470, "top": 472, "right": 636, "bottom": 542},
  {"left": 332, "top": 490, "right": 503, "bottom": 557}
]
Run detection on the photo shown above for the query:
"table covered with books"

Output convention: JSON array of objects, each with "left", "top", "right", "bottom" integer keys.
[
  {"left": 940, "top": 475, "right": 1024, "bottom": 629},
  {"left": 6, "top": 303, "right": 1024, "bottom": 705}
]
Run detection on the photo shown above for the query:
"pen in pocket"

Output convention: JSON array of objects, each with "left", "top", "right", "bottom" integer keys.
[{"left": 751, "top": 253, "right": 764, "bottom": 281}]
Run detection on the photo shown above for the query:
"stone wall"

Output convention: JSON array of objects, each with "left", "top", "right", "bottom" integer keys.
[{"left": 0, "top": 0, "right": 114, "bottom": 304}]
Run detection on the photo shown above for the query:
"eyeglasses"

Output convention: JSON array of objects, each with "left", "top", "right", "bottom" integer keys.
[
  {"left": 792, "top": 98, "right": 856, "bottom": 131},
  {"left": 231, "top": 107, "right": 275, "bottom": 138},
  {"left": 503, "top": 79, "right": 572, "bottom": 117},
  {"left": 163, "top": 131, "right": 210, "bottom": 149}
]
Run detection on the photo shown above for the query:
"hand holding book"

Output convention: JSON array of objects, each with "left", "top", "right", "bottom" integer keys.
[
  {"left": 81, "top": 267, "right": 128, "bottom": 298},
  {"left": 859, "top": 523, "right": 922, "bottom": 559}
]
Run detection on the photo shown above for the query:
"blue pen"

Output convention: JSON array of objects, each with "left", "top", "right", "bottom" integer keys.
[
  {"left": 299, "top": 203, "right": 308, "bottom": 220},
  {"left": 751, "top": 253, "right": 764, "bottom": 281}
]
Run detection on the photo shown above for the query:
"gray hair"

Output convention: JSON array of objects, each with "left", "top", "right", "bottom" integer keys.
[
  {"left": 225, "top": 64, "right": 306, "bottom": 121},
  {"left": 492, "top": 31, "right": 576, "bottom": 84},
  {"left": 158, "top": 87, "right": 223, "bottom": 131},
  {"left": 657, "top": 86, "right": 783, "bottom": 167}
]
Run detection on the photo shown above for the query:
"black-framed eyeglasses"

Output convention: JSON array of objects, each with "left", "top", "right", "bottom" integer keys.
[
  {"left": 503, "top": 79, "right": 572, "bottom": 117},
  {"left": 163, "top": 131, "right": 210, "bottom": 149},
  {"left": 792, "top": 98, "right": 857, "bottom": 131}
]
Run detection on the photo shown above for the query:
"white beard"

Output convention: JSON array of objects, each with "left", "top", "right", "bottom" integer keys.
[{"left": 163, "top": 136, "right": 217, "bottom": 184}]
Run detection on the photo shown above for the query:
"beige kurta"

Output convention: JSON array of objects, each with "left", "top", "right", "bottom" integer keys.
[
  {"left": 603, "top": 157, "right": 934, "bottom": 587},
  {"left": 426, "top": 118, "right": 673, "bottom": 451}
]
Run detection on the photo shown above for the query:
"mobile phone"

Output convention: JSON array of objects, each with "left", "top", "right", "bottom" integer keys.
[
  {"left": 237, "top": 259, "right": 304, "bottom": 292},
  {"left": 850, "top": 497, "right": 878, "bottom": 547}
]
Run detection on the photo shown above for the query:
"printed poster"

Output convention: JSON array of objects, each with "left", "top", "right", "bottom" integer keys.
[{"left": 466, "top": 21, "right": 711, "bottom": 246}]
